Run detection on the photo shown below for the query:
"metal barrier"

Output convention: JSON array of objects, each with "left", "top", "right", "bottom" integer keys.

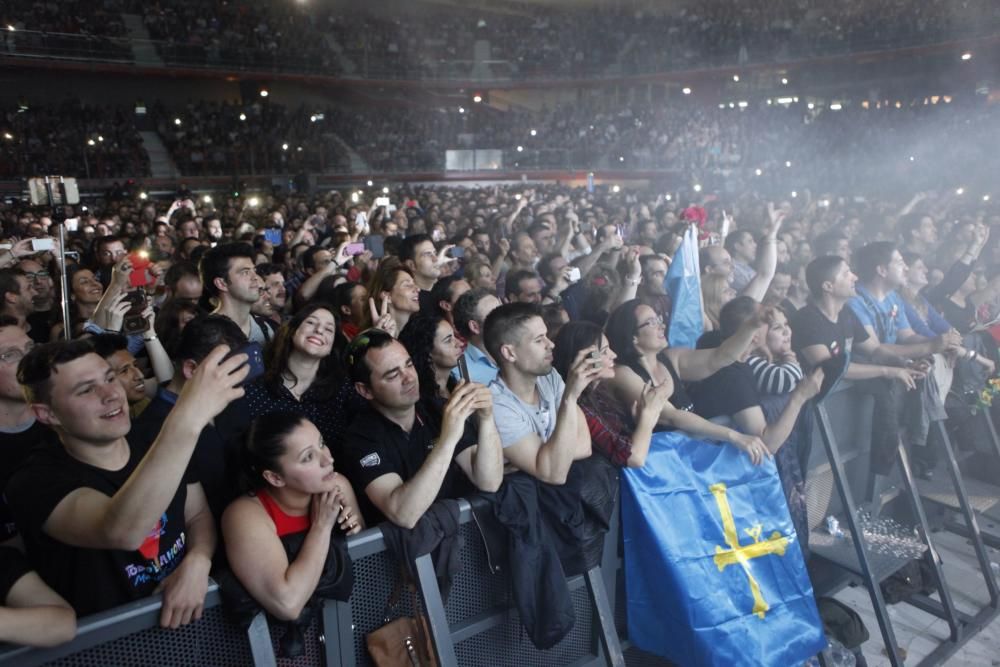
[{"left": 0, "top": 498, "right": 622, "bottom": 667}]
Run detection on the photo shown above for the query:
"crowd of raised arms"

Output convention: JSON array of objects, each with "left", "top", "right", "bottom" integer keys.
[{"left": 0, "top": 181, "right": 996, "bottom": 651}]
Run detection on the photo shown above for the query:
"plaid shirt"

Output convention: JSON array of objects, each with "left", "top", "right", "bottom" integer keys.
[{"left": 579, "top": 385, "right": 634, "bottom": 467}]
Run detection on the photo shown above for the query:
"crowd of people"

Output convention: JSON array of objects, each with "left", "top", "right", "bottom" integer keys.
[
  {"left": 4, "top": 0, "right": 997, "bottom": 79},
  {"left": 0, "top": 178, "right": 995, "bottom": 656},
  {"left": 4, "top": 94, "right": 999, "bottom": 197},
  {"left": 0, "top": 101, "right": 150, "bottom": 180}
]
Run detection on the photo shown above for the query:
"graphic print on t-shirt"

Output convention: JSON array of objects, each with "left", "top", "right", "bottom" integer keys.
[{"left": 124, "top": 512, "right": 187, "bottom": 589}]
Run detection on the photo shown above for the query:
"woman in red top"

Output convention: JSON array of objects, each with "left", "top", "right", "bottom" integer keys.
[{"left": 222, "top": 413, "right": 364, "bottom": 622}]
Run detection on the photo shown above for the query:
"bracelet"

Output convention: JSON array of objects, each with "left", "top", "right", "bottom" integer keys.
[
  {"left": 626, "top": 277, "right": 641, "bottom": 286},
  {"left": 143, "top": 334, "right": 158, "bottom": 342}
]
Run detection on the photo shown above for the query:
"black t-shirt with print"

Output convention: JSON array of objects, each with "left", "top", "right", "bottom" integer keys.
[
  {"left": 341, "top": 401, "right": 476, "bottom": 527},
  {"left": 0, "top": 419, "right": 54, "bottom": 542},
  {"left": 5, "top": 434, "right": 192, "bottom": 616},
  {"left": 791, "top": 303, "right": 870, "bottom": 370}
]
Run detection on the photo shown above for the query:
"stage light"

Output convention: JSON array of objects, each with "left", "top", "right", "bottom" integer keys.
[
  {"left": 909, "top": 156, "right": 915, "bottom": 162},
  {"left": 755, "top": 168, "right": 763, "bottom": 176},
  {"left": 807, "top": 103, "right": 815, "bottom": 110},
  {"left": 665, "top": 194, "right": 672, "bottom": 201},
  {"left": 97, "top": 135, "right": 104, "bottom": 142},
  {"left": 281, "top": 143, "right": 289, "bottom": 151},
  {"left": 366, "top": 180, "right": 373, "bottom": 186},
  {"left": 382, "top": 187, "right": 389, "bottom": 194},
  {"left": 781, "top": 78, "right": 789, "bottom": 85},
  {"left": 259, "top": 89, "right": 269, "bottom": 98},
  {"left": 961, "top": 52, "right": 972, "bottom": 61},
  {"left": 619, "top": 156, "right": 625, "bottom": 162},
  {"left": 203, "top": 195, "right": 212, "bottom": 203},
  {"left": 732, "top": 75, "right": 740, "bottom": 82},
  {"left": 956, "top": 188, "right": 965, "bottom": 195},
  {"left": 719, "top": 104, "right": 726, "bottom": 109},
  {"left": 693, "top": 184, "right": 702, "bottom": 193},
  {"left": 682, "top": 87, "right": 692, "bottom": 95},
  {"left": 611, "top": 185, "right": 621, "bottom": 193},
  {"left": 530, "top": 129, "right": 537, "bottom": 136},
  {"left": 830, "top": 103, "right": 842, "bottom": 111},
  {"left": 239, "top": 113, "right": 247, "bottom": 121},
  {"left": 737, "top": 101, "right": 748, "bottom": 109},
  {"left": 296, "top": 146, "right": 302, "bottom": 152},
  {"left": 473, "top": 95, "right": 482, "bottom": 103},
  {"left": 248, "top": 197, "right": 260, "bottom": 208},
  {"left": 86, "top": 139, "right": 95, "bottom": 146},
  {"left": 351, "top": 192, "right": 359, "bottom": 203},
  {"left": 174, "top": 118, "right": 182, "bottom": 126},
  {"left": 515, "top": 194, "right": 522, "bottom": 200},
  {"left": 6, "top": 25, "right": 14, "bottom": 32},
  {"left": 785, "top": 161, "right": 792, "bottom": 167},
  {"left": 458, "top": 107, "right": 465, "bottom": 114},
  {"left": 791, "top": 191, "right": 798, "bottom": 198},
  {"left": 983, "top": 195, "right": 991, "bottom": 202},
  {"left": 138, "top": 192, "right": 148, "bottom": 200},
  {"left": 516, "top": 145, "right": 523, "bottom": 152}
]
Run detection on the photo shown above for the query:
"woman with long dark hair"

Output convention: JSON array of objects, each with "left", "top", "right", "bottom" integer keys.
[
  {"left": 602, "top": 299, "right": 771, "bottom": 464},
  {"left": 243, "top": 303, "right": 349, "bottom": 454},
  {"left": 398, "top": 312, "right": 465, "bottom": 404},
  {"left": 552, "top": 322, "right": 670, "bottom": 468}
]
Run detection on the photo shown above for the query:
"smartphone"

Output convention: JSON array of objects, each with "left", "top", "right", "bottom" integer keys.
[
  {"left": 375, "top": 196, "right": 390, "bottom": 208},
  {"left": 225, "top": 341, "right": 265, "bottom": 387},
  {"left": 263, "top": 228, "right": 283, "bottom": 245},
  {"left": 30, "top": 238, "right": 55, "bottom": 253},
  {"left": 567, "top": 267, "right": 581, "bottom": 282},
  {"left": 457, "top": 355, "right": 471, "bottom": 383},
  {"left": 449, "top": 246, "right": 465, "bottom": 259},
  {"left": 364, "top": 235, "right": 385, "bottom": 259},
  {"left": 122, "top": 290, "right": 149, "bottom": 335},
  {"left": 345, "top": 242, "right": 365, "bottom": 256}
]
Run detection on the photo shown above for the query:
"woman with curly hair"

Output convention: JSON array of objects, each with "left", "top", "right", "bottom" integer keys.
[
  {"left": 398, "top": 312, "right": 465, "bottom": 405},
  {"left": 242, "top": 302, "right": 352, "bottom": 457}
]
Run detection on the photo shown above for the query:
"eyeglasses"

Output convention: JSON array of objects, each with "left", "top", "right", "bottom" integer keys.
[
  {"left": 0, "top": 345, "right": 32, "bottom": 365},
  {"left": 23, "top": 271, "right": 50, "bottom": 283},
  {"left": 637, "top": 316, "right": 665, "bottom": 331}
]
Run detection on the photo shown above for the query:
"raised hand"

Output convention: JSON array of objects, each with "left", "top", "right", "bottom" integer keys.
[{"left": 369, "top": 295, "right": 397, "bottom": 337}]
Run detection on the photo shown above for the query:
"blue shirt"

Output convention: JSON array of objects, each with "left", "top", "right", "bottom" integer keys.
[
  {"left": 903, "top": 297, "right": 951, "bottom": 338},
  {"left": 848, "top": 286, "right": 910, "bottom": 344},
  {"left": 451, "top": 343, "right": 498, "bottom": 386}
]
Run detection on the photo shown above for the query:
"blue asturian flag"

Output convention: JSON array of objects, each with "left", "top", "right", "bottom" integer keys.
[
  {"left": 665, "top": 223, "right": 704, "bottom": 349},
  {"left": 621, "top": 431, "right": 826, "bottom": 666}
]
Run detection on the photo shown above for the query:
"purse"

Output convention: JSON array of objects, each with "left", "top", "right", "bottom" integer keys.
[{"left": 366, "top": 583, "right": 438, "bottom": 667}]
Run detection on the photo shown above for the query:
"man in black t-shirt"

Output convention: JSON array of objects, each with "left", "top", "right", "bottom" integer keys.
[
  {"left": 0, "top": 317, "right": 53, "bottom": 545},
  {"left": 6, "top": 338, "right": 247, "bottom": 624},
  {"left": 341, "top": 330, "right": 503, "bottom": 528},
  {"left": 791, "top": 256, "right": 927, "bottom": 476}
]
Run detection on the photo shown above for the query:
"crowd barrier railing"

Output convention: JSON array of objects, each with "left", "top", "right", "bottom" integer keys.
[
  {"left": 807, "top": 379, "right": 1000, "bottom": 667},
  {"left": 0, "top": 498, "right": 623, "bottom": 667}
]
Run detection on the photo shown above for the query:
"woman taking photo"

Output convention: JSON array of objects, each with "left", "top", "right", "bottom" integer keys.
[
  {"left": 603, "top": 299, "right": 771, "bottom": 464},
  {"left": 222, "top": 413, "right": 361, "bottom": 652},
  {"left": 552, "top": 322, "right": 671, "bottom": 468}
]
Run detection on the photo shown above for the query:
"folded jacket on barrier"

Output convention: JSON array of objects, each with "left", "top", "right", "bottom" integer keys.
[
  {"left": 380, "top": 499, "right": 463, "bottom": 598},
  {"left": 473, "top": 471, "right": 588, "bottom": 650},
  {"left": 621, "top": 430, "right": 826, "bottom": 667}
]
